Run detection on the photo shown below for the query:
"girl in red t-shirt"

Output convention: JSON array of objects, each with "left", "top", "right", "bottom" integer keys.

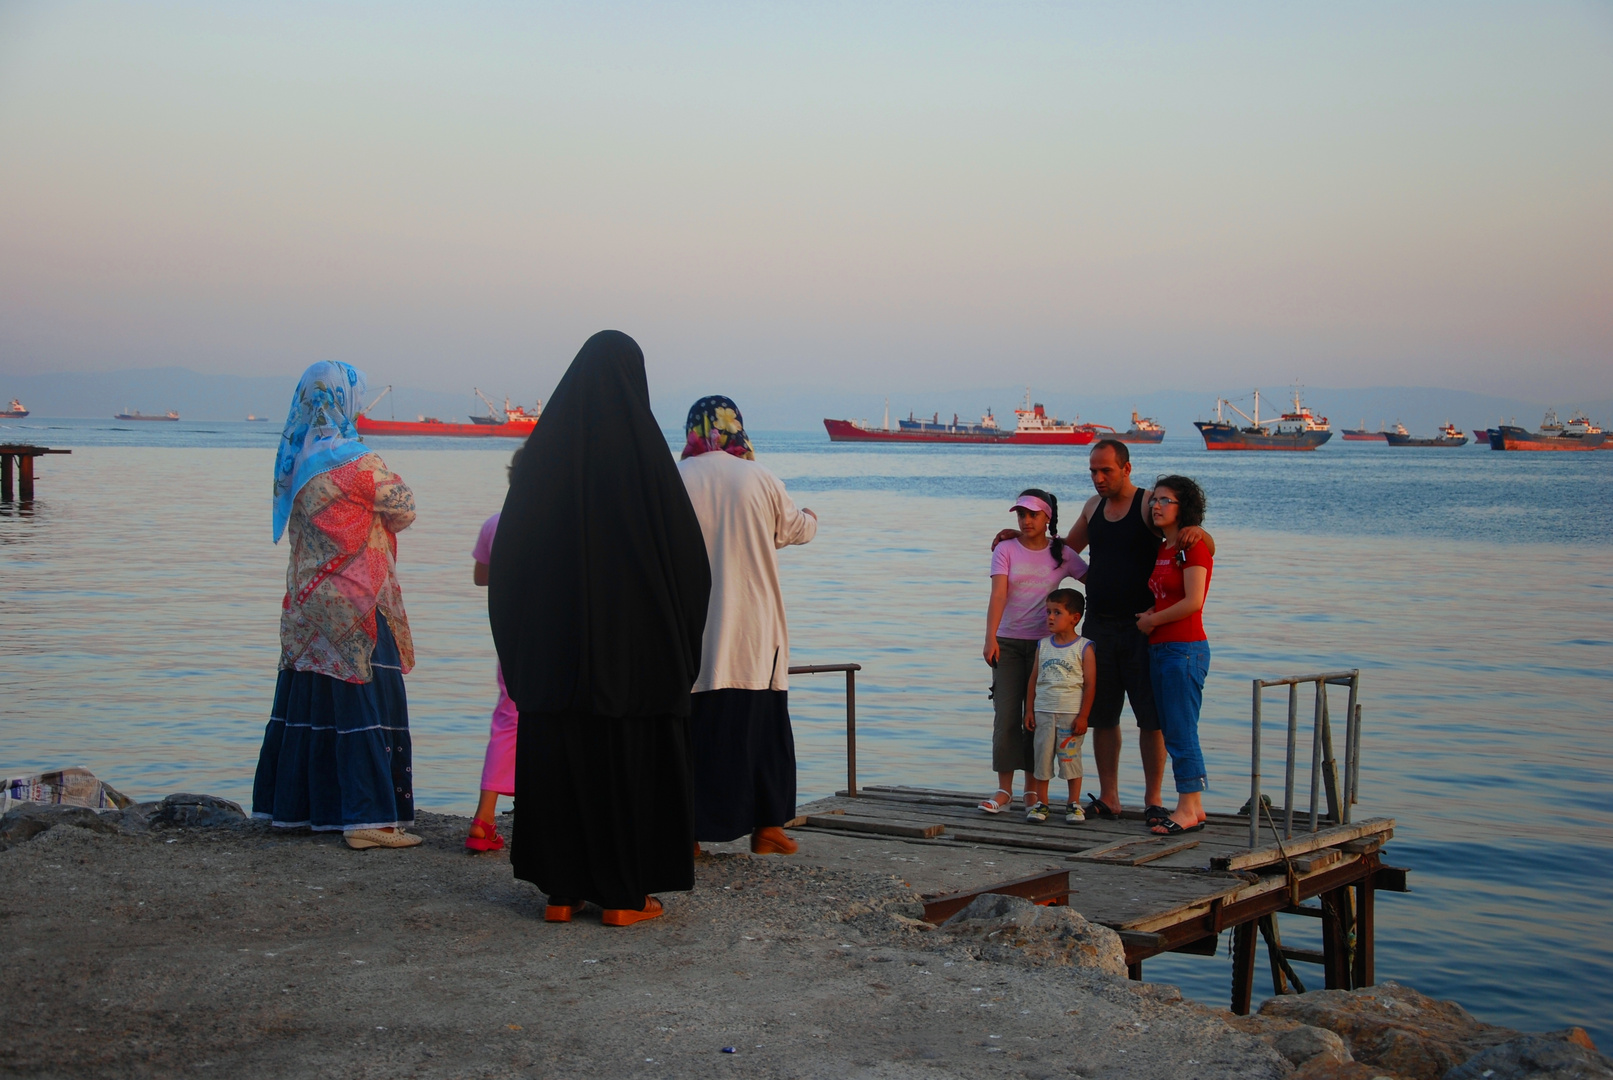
[{"left": 1134, "top": 475, "right": 1212, "bottom": 835}]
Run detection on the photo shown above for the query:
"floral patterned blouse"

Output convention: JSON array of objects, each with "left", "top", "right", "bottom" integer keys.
[{"left": 278, "top": 453, "right": 416, "bottom": 683}]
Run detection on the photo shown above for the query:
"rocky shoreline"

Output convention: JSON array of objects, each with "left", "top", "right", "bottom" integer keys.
[{"left": 2, "top": 797, "right": 1606, "bottom": 1080}]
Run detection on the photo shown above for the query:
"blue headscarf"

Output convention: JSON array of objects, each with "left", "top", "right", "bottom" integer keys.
[{"left": 272, "top": 361, "right": 370, "bottom": 543}]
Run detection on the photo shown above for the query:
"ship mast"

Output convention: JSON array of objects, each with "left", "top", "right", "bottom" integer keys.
[{"left": 883, "top": 397, "right": 890, "bottom": 432}]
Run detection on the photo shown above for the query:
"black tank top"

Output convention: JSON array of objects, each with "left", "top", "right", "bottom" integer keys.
[{"left": 1084, "top": 488, "right": 1162, "bottom": 619}]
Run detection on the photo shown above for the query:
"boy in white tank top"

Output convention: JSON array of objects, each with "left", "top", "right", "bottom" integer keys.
[{"left": 1024, "top": 589, "right": 1097, "bottom": 824}]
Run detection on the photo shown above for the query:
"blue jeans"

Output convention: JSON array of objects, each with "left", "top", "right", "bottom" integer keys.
[{"left": 1149, "top": 640, "right": 1210, "bottom": 794}]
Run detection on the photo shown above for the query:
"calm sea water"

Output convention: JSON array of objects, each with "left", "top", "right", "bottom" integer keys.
[{"left": 2, "top": 418, "right": 1610, "bottom": 1043}]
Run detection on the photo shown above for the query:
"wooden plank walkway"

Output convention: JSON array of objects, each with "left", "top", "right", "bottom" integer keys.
[{"left": 788, "top": 785, "right": 1404, "bottom": 1012}]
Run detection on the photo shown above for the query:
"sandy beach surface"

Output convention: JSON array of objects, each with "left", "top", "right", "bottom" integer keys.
[{"left": 2, "top": 807, "right": 1293, "bottom": 1080}]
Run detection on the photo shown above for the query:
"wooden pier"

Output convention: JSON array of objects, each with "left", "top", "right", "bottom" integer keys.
[
  {"left": 0, "top": 445, "right": 70, "bottom": 500},
  {"left": 786, "top": 784, "right": 1405, "bottom": 1013}
]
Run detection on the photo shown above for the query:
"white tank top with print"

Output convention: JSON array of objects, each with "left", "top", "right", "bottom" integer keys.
[{"left": 1034, "top": 635, "right": 1090, "bottom": 714}]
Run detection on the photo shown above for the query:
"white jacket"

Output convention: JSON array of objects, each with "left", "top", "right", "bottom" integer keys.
[{"left": 678, "top": 452, "right": 817, "bottom": 692}]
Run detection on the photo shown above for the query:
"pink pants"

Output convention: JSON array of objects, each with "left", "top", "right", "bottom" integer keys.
[{"left": 479, "top": 664, "right": 517, "bottom": 796}]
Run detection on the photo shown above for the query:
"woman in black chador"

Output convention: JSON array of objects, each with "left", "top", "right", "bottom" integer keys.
[{"left": 489, "top": 330, "right": 711, "bottom": 926}]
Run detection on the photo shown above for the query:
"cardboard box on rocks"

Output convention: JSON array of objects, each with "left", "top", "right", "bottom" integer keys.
[{"left": 1230, "top": 981, "right": 1609, "bottom": 1080}]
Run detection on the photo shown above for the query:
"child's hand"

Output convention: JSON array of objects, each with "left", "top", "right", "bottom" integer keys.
[
  {"left": 1074, "top": 715, "right": 1089, "bottom": 736},
  {"left": 1024, "top": 712, "right": 1036, "bottom": 732}
]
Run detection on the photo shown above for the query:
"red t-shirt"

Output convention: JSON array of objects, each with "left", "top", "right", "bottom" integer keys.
[{"left": 1146, "top": 542, "right": 1212, "bottom": 644}]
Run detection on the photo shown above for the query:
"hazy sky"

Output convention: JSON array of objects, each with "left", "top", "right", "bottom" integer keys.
[{"left": 2, "top": 1, "right": 1610, "bottom": 402}]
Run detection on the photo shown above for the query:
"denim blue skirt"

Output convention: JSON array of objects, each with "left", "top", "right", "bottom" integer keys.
[{"left": 251, "top": 613, "right": 414, "bottom": 832}]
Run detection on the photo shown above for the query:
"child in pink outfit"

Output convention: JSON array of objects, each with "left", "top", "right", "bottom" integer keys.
[{"left": 466, "top": 453, "right": 523, "bottom": 852}]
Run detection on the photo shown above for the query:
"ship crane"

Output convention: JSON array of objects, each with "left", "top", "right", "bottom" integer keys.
[
  {"left": 360, "top": 385, "right": 395, "bottom": 419},
  {"left": 474, "top": 387, "right": 509, "bottom": 423}
]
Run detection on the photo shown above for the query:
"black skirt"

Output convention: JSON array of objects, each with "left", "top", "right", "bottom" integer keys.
[
  {"left": 512, "top": 711, "right": 694, "bottom": 910},
  {"left": 690, "top": 688, "right": 797, "bottom": 843}
]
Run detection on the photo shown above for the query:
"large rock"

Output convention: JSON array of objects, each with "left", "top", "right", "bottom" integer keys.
[
  {"left": 1275, "top": 1024, "right": 1354, "bottom": 1066},
  {"left": 940, "top": 892, "right": 1128, "bottom": 976},
  {"left": 1260, "top": 982, "right": 1516, "bottom": 1079},
  {"left": 148, "top": 793, "right": 247, "bottom": 829},
  {"left": 1444, "top": 1031, "right": 1612, "bottom": 1080},
  {"left": 0, "top": 803, "right": 122, "bottom": 851}
]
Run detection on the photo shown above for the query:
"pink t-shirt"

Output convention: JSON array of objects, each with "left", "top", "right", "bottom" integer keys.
[
  {"left": 472, "top": 512, "right": 500, "bottom": 565},
  {"left": 990, "top": 539, "right": 1088, "bottom": 640}
]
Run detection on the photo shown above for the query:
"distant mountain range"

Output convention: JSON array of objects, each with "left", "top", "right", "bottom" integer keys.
[{"left": 3, "top": 365, "right": 1608, "bottom": 438}]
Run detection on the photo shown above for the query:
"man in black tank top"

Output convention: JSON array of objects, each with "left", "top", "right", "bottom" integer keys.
[{"left": 996, "top": 440, "right": 1213, "bottom": 821}]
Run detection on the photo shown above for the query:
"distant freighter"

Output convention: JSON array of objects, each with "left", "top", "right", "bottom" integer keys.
[
  {"left": 1490, "top": 410, "right": 1606, "bottom": 451},
  {"left": 824, "top": 392, "right": 1098, "bottom": 446},
  {"left": 1385, "top": 422, "right": 1468, "bottom": 447},
  {"left": 1194, "top": 389, "right": 1332, "bottom": 451},
  {"left": 1, "top": 398, "right": 28, "bottom": 419},
  {"left": 352, "top": 386, "right": 540, "bottom": 438},
  {"left": 1342, "top": 419, "right": 1387, "bottom": 442},
  {"left": 115, "top": 409, "right": 179, "bottom": 421}
]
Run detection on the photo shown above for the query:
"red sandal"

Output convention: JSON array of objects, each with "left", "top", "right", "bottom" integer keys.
[{"left": 464, "top": 818, "right": 505, "bottom": 853}]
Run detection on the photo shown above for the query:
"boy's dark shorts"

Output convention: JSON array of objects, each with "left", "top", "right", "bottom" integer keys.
[{"left": 1081, "top": 615, "right": 1159, "bottom": 732}]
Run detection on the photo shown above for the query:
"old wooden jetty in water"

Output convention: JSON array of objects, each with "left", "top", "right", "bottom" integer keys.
[
  {"left": 0, "top": 444, "right": 70, "bottom": 501},
  {"left": 783, "top": 665, "right": 1408, "bottom": 1013}
]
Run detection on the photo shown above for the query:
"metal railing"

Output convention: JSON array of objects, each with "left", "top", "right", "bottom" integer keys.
[
  {"left": 788, "top": 663, "right": 862, "bottom": 797},
  {"left": 1248, "top": 669, "right": 1362, "bottom": 849}
]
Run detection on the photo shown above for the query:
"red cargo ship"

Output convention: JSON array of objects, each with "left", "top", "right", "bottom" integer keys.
[
  {"left": 354, "top": 387, "right": 540, "bottom": 438},
  {"left": 824, "top": 393, "right": 1098, "bottom": 446}
]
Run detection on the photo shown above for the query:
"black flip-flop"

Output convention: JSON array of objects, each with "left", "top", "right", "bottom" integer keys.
[
  {"left": 1144, "top": 805, "right": 1171, "bottom": 828},
  {"left": 1085, "top": 794, "right": 1121, "bottom": 821},
  {"left": 1151, "top": 819, "right": 1206, "bottom": 836}
]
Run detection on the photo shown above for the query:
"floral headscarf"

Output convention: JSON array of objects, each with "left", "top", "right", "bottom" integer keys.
[
  {"left": 681, "top": 395, "right": 755, "bottom": 460},
  {"left": 272, "top": 361, "right": 370, "bottom": 543}
]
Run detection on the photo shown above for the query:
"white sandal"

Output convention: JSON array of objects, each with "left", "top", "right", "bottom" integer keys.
[{"left": 977, "top": 789, "right": 1012, "bottom": 814}]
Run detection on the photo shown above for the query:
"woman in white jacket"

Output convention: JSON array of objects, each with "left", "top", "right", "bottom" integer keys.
[{"left": 678, "top": 396, "right": 817, "bottom": 855}]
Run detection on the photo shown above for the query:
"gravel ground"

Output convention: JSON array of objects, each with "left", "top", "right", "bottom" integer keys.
[{"left": 1, "top": 810, "right": 1292, "bottom": 1080}]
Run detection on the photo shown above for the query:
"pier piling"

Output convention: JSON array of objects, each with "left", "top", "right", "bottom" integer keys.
[{"left": 0, "top": 445, "right": 70, "bottom": 501}]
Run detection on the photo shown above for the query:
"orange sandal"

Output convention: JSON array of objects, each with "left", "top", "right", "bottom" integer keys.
[
  {"left": 544, "top": 898, "right": 579, "bottom": 923},
  {"left": 464, "top": 818, "right": 505, "bottom": 853},
  {"left": 602, "top": 896, "right": 663, "bottom": 927},
  {"left": 750, "top": 826, "right": 798, "bottom": 855}
]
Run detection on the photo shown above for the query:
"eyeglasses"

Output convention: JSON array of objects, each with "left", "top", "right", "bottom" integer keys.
[{"left": 1153, "top": 497, "right": 1178, "bottom": 506}]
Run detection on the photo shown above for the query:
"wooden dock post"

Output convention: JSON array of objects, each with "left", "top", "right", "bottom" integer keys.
[
  {"left": 1230, "top": 921, "right": 1259, "bottom": 1014},
  {"left": 1, "top": 451, "right": 11, "bottom": 500},
  {"left": 18, "top": 452, "right": 34, "bottom": 499},
  {"left": 1353, "top": 877, "right": 1376, "bottom": 987}
]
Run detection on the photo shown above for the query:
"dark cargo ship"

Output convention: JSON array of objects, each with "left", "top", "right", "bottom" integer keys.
[
  {"left": 1386, "top": 422, "right": 1468, "bottom": 447},
  {"left": 1492, "top": 411, "right": 1606, "bottom": 451},
  {"left": 1194, "top": 389, "right": 1332, "bottom": 451}
]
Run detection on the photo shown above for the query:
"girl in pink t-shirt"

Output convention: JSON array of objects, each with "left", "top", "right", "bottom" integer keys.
[
  {"left": 465, "top": 451, "right": 522, "bottom": 853},
  {"left": 980, "top": 489, "right": 1087, "bottom": 818}
]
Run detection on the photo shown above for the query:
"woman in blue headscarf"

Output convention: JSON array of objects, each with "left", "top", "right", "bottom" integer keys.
[{"left": 252, "top": 361, "right": 422, "bottom": 850}]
